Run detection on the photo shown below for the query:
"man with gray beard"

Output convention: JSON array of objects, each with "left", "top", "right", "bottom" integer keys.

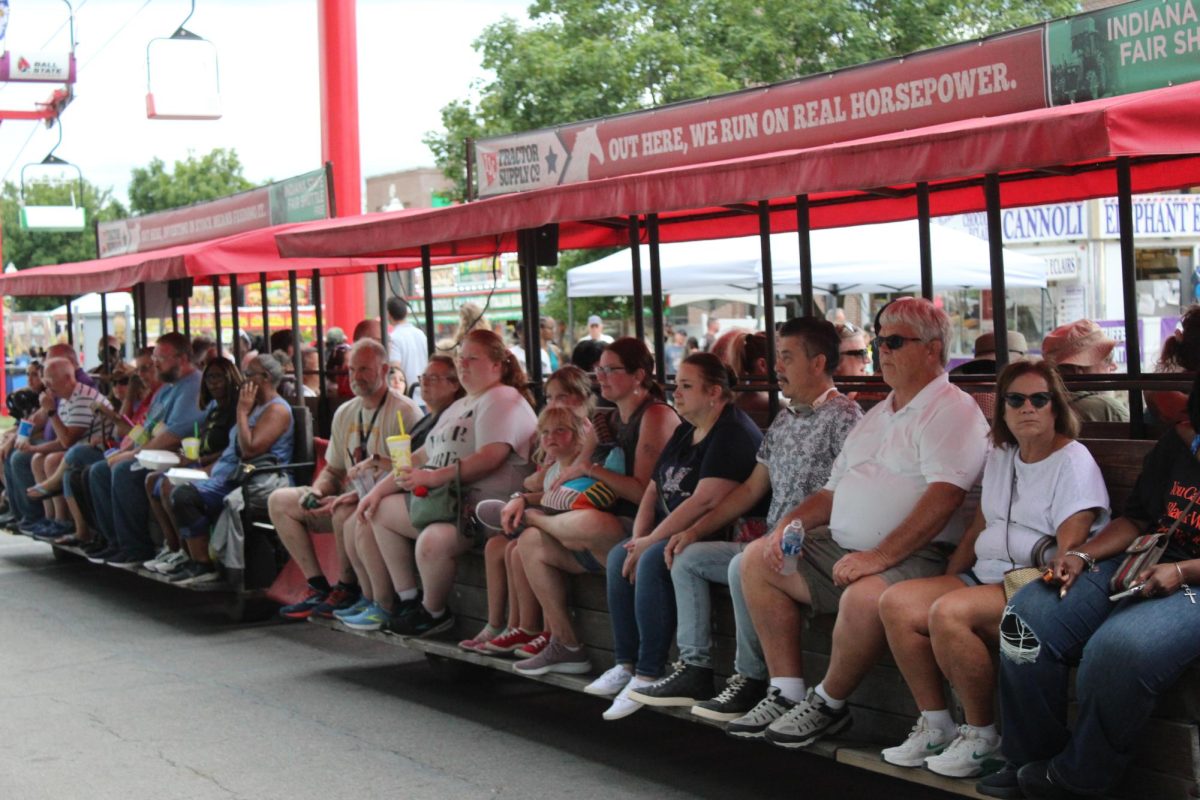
[{"left": 270, "top": 339, "right": 423, "bottom": 620}]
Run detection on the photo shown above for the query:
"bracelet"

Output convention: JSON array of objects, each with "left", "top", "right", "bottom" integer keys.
[
  {"left": 1177, "top": 562, "right": 1186, "bottom": 582},
  {"left": 1065, "top": 550, "right": 1097, "bottom": 572}
]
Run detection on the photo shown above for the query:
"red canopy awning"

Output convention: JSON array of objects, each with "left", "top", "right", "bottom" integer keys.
[
  {"left": 276, "top": 82, "right": 1200, "bottom": 260},
  {"left": 0, "top": 213, "right": 486, "bottom": 297}
]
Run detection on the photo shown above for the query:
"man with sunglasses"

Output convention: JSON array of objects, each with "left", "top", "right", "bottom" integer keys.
[{"left": 734, "top": 297, "right": 989, "bottom": 749}]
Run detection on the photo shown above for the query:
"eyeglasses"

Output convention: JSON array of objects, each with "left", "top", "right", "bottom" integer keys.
[
  {"left": 420, "top": 373, "right": 455, "bottom": 384},
  {"left": 873, "top": 335, "right": 926, "bottom": 351},
  {"left": 840, "top": 349, "right": 868, "bottom": 360},
  {"left": 594, "top": 366, "right": 627, "bottom": 376},
  {"left": 243, "top": 371, "right": 266, "bottom": 380},
  {"left": 1003, "top": 392, "right": 1053, "bottom": 410},
  {"left": 113, "top": 377, "right": 130, "bottom": 386}
]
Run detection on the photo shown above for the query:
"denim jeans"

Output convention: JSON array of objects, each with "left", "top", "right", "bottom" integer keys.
[
  {"left": 670, "top": 542, "right": 767, "bottom": 680},
  {"left": 998, "top": 558, "right": 1200, "bottom": 795},
  {"left": 88, "top": 459, "right": 115, "bottom": 542},
  {"left": 7, "top": 450, "right": 43, "bottom": 523},
  {"left": 89, "top": 458, "right": 155, "bottom": 558},
  {"left": 607, "top": 537, "right": 675, "bottom": 678},
  {"left": 62, "top": 444, "right": 104, "bottom": 500}
]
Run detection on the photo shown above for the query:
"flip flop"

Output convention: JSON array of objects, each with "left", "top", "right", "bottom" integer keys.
[{"left": 25, "top": 483, "right": 61, "bottom": 500}]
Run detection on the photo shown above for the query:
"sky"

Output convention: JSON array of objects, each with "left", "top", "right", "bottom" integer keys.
[{"left": 0, "top": 0, "right": 531, "bottom": 207}]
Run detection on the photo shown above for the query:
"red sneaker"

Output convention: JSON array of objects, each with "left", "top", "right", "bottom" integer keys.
[
  {"left": 459, "top": 624, "right": 503, "bottom": 652},
  {"left": 513, "top": 631, "right": 551, "bottom": 659},
  {"left": 483, "top": 627, "right": 540, "bottom": 654}
]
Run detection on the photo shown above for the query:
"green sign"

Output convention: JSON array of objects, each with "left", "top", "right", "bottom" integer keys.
[
  {"left": 1048, "top": 0, "right": 1200, "bottom": 104},
  {"left": 269, "top": 168, "right": 329, "bottom": 224}
]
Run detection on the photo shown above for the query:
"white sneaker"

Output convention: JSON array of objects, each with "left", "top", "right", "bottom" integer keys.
[
  {"left": 142, "top": 547, "right": 172, "bottom": 573},
  {"left": 881, "top": 716, "right": 956, "bottom": 767},
  {"left": 584, "top": 664, "right": 632, "bottom": 697},
  {"left": 925, "top": 727, "right": 1004, "bottom": 778},
  {"left": 155, "top": 550, "right": 189, "bottom": 575},
  {"left": 602, "top": 676, "right": 652, "bottom": 721}
]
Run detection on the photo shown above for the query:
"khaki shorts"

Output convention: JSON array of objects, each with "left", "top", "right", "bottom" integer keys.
[{"left": 799, "top": 531, "right": 950, "bottom": 616}]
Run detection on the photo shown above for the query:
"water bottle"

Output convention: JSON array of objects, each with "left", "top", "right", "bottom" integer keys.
[{"left": 779, "top": 520, "right": 805, "bottom": 575}]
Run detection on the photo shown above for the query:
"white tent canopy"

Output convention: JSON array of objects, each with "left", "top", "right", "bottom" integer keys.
[
  {"left": 50, "top": 292, "right": 135, "bottom": 316},
  {"left": 566, "top": 220, "right": 1047, "bottom": 299}
]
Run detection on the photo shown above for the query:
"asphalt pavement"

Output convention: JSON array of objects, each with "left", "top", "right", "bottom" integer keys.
[{"left": 0, "top": 533, "right": 955, "bottom": 800}]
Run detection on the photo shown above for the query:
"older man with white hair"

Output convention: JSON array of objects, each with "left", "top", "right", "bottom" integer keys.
[{"left": 730, "top": 297, "right": 989, "bottom": 749}]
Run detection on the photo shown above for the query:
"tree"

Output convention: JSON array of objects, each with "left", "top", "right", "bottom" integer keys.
[
  {"left": 424, "top": 0, "right": 1078, "bottom": 199},
  {"left": 128, "top": 147, "right": 254, "bottom": 214},
  {"left": 2, "top": 179, "right": 127, "bottom": 311}
]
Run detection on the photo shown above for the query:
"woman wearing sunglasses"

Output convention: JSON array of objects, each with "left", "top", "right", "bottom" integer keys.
[{"left": 876, "top": 359, "right": 1109, "bottom": 780}]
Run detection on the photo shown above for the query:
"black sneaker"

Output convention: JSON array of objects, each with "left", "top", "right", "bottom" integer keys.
[
  {"left": 692, "top": 673, "right": 768, "bottom": 721},
  {"left": 627, "top": 661, "right": 714, "bottom": 707},
  {"left": 170, "top": 561, "right": 221, "bottom": 585},
  {"left": 977, "top": 762, "right": 1024, "bottom": 799},
  {"left": 390, "top": 605, "right": 455, "bottom": 638}
]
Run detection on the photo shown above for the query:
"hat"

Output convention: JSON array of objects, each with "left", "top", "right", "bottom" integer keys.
[
  {"left": 1042, "top": 319, "right": 1116, "bottom": 367},
  {"left": 326, "top": 327, "right": 346, "bottom": 345},
  {"left": 973, "top": 330, "right": 1028, "bottom": 358},
  {"left": 587, "top": 315, "right": 603, "bottom": 326}
]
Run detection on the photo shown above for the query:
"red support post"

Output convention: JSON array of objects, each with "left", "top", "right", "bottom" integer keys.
[{"left": 317, "top": 0, "right": 364, "bottom": 335}]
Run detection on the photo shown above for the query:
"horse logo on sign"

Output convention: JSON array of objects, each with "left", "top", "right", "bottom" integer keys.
[{"left": 561, "top": 125, "right": 605, "bottom": 184}]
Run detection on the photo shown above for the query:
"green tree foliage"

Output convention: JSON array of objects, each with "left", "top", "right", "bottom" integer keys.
[
  {"left": 425, "top": 0, "right": 1078, "bottom": 199},
  {"left": 128, "top": 147, "right": 254, "bottom": 214},
  {"left": 3, "top": 179, "right": 127, "bottom": 311}
]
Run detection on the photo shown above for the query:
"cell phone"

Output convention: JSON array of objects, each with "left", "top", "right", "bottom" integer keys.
[
  {"left": 301, "top": 490, "right": 322, "bottom": 509},
  {"left": 1109, "top": 583, "right": 1147, "bottom": 602}
]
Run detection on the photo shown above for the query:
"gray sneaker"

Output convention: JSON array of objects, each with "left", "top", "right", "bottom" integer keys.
[
  {"left": 725, "top": 686, "right": 794, "bottom": 739},
  {"left": 513, "top": 637, "right": 591, "bottom": 676},
  {"left": 764, "top": 688, "right": 851, "bottom": 748}
]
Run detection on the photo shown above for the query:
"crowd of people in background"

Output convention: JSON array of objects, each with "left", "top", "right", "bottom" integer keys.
[{"left": 1, "top": 296, "right": 1192, "bottom": 800}]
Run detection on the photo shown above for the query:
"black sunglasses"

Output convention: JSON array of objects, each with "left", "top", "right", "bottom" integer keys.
[
  {"left": 1003, "top": 391, "right": 1053, "bottom": 410},
  {"left": 872, "top": 335, "right": 925, "bottom": 351},
  {"left": 840, "top": 349, "right": 868, "bottom": 359},
  {"left": 113, "top": 377, "right": 130, "bottom": 386}
]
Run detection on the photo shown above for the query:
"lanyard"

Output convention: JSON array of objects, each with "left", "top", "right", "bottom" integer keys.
[{"left": 356, "top": 401, "right": 384, "bottom": 459}]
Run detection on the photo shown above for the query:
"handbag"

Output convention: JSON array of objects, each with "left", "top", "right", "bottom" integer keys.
[
  {"left": 234, "top": 453, "right": 291, "bottom": 512},
  {"left": 1002, "top": 460, "right": 1054, "bottom": 601},
  {"left": 409, "top": 462, "right": 462, "bottom": 530},
  {"left": 1109, "top": 494, "right": 1196, "bottom": 593}
]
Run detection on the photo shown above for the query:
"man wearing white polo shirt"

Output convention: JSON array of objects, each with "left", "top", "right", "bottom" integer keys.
[{"left": 730, "top": 297, "right": 989, "bottom": 749}]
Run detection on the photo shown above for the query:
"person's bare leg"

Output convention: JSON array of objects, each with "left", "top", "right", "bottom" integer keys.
[
  {"left": 821, "top": 576, "right": 891, "bottom": 701},
  {"left": 508, "top": 539, "right": 542, "bottom": 631},
  {"left": 483, "top": 534, "right": 510, "bottom": 629},
  {"left": 65, "top": 495, "right": 88, "bottom": 540},
  {"left": 930, "top": 585, "right": 1006, "bottom": 726},
  {"left": 331, "top": 503, "right": 358, "bottom": 584},
  {"left": 343, "top": 523, "right": 377, "bottom": 603},
  {"left": 371, "top": 494, "right": 419, "bottom": 595},
  {"left": 740, "top": 537, "right": 813, "bottom": 678},
  {"left": 879, "top": 575, "right": 967, "bottom": 712},
  {"left": 413, "top": 522, "right": 469, "bottom": 612},
  {"left": 184, "top": 534, "right": 213, "bottom": 565},
  {"left": 518, "top": 527, "right": 587, "bottom": 645},
  {"left": 150, "top": 474, "right": 181, "bottom": 551},
  {"left": 355, "top": 515, "right": 399, "bottom": 609},
  {"left": 267, "top": 487, "right": 324, "bottom": 580}
]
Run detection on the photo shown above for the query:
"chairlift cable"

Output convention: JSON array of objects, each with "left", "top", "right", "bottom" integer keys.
[{"left": 80, "top": 0, "right": 154, "bottom": 71}]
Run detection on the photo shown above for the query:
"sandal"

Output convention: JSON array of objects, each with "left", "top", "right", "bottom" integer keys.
[{"left": 26, "top": 483, "right": 61, "bottom": 500}]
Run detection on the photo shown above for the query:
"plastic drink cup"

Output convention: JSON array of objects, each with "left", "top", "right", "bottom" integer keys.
[
  {"left": 387, "top": 434, "right": 413, "bottom": 475},
  {"left": 779, "top": 520, "right": 806, "bottom": 575},
  {"left": 15, "top": 420, "right": 33, "bottom": 446},
  {"left": 181, "top": 437, "right": 201, "bottom": 461},
  {"left": 128, "top": 424, "right": 148, "bottom": 447}
]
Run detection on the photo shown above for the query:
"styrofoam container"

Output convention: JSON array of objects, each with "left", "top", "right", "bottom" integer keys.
[
  {"left": 165, "top": 467, "right": 209, "bottom": 487},
  {"left": 136, "top": 449, "right": 181, "bottom": 471}
]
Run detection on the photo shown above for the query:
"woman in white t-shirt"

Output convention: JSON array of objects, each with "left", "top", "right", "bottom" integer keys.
[
  {"left": 876, "top": 360, "right": 1109, "bottom": 779},
  {"left": 356, "top": 329, "right": 538, "bottom": 638}
]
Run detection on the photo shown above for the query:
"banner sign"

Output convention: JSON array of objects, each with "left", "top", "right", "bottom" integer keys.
[
  {"left": 475, "top": 30, "right": 1047, "bottom": 197},
  {"left": 941, "top": 201, "right": 1089, "bottom": 243},
  {"left": 475, "top": 0, "right": 1200, "bottom": 198},
  {"left": 1099, "top": 194, "right": 1200, "bottom": 238},
  {"left": 0, "top": 50, "right": 75, "bottom": 83},
  {"left": 98, "top": 168, "right": 329, "bottom": 257}
]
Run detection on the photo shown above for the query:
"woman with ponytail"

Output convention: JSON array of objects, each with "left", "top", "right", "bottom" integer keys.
[{"left": 355, "top": 328, "right": 537, "bottom": 637}]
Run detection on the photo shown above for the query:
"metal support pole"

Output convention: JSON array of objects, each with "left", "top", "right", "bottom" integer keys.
[
  {"left": 211, "top": 277, "right": 223, "bottom": 357},
  {"left": 131, "top": 286, "right": 140, "bottom": 355},
  {"left": 795, "top": 195, "right": 814, "bottom": 317},
  {"left": 758, "top": 201, "right": 779, "bottom": 420},
  {"left": 628, "top": 215, "right": 645, "bottom": 344},
  {"left": 260, "top": 272, "right": 270, "bottom": 348},
  {"left": 99, "top": 292, "right": 109, "bottom": 374},
  {"left": 1117, "top": 157, "right": 1146, "bottom": 435},
  {"left": 647, "top": 214, "right": 666, "bottom": 384},
  {"left": 519, "top": 231, "right": 544, "bottom": 403},
  {"left": 313, "top": 269, "right": 326, "bottom": 405},
  {"left": 171, "top": 293, "right": 179, "bottom": 332},
  {"left": 230, "top": 275, "right": 241, "bottom": 365},
  {"left": 984, "top": 174, "right": 1009, "bottom": 371},
  {"left": 917, "top": 183, "right": 934, "bottom": 301},
  {"left": 182, "top": 290, "right": 191, "bottom": 338},
  {"left": 65, "top": 297, "right": 74, "bottom": 347},
  {"left": 289, "top": 271, "right": 303, "bottom": 404},
  {"left": 377, "top": 264, "right": 389, "bottom": 352},
  {"left": 421, "top": 246, "right": 435, "bottom": 353}
]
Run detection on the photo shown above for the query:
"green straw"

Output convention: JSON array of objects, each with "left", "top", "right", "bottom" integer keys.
[{"left": 194, "top": 421, "right": 199, "bottom": 438}]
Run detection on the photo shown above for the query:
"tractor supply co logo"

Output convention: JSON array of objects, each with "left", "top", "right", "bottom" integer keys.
[{"left": 476, "top": 126, "right": 605, "bottom": 194}]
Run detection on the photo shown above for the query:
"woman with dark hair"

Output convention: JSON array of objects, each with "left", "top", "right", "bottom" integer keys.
[
  {"left": 353, "top": 329, "right": 538, "bottom": 635},
  {"left": 514, "top": 339, "right": 679, "bottom": 670},
  {"left": 407, "top": 355, "right": 464, "bottom": 451},
  {"left": 877, "top": 360, "right": 1108, "bottom": 779},
  {"left": 980, "top": 304, "right": 1200, "bottom": 800},
  {"left": 566, "top": 353, "right": 763, "bottom": 720}
]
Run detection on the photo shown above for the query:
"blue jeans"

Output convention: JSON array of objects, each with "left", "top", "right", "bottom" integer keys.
[
  {"left": 6, "top": 449, "right": 43, "bottom": 523},
  {"left": 670, "top": 542, "right": 767, "bottom": 679},
  {"left": 63, "top": 444, "right": 104, "bottom": 500},
  {"left": 607, "top": 537, "right": 675, "bottom": 678},
  {"left": 998, "top": 558, "right": 1200, "bottom": 795},
  {"left": 89, "top": 458, "right": 155, "bottom": 558}
]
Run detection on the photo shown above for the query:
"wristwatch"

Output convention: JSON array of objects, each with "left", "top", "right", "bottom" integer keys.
[
  {"left": 510, "top": 492, "right": 525, "bottom": 502},
  {"left": 1065, "top": 550, "right": 1097, "bottom": 572}
]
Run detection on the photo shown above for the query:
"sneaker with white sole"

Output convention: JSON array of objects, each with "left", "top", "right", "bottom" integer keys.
[
  {"left": 141, "top": 547, "right": 173, "bottom": 573},
  {"left": 725, "top": 686, "right": 794, "bottom": 739},
  {"left": 925, "top": 727, "right": 1004, "bottom": 778},
  {"left": 333, "top": 596, "right": 372, "bottom": 620},
  {"left": 483, "top": 627, "right": 541, "bottom": 655},
  {"left": 341, "top": 601, "right": 393, "bottom": 632},
  {"left": 764, "top": 688, "right": 852, "bottom": 749},
  {"left": 601, "top": 676, "right": 653, "bottom": 721},
  {"left": 513, "top": 631, "right": 551, "bottom": 659},
  {"left": 692, "top": 673, "right": 768, "bottom": 722},
  {"left": 458, "top": 624, "right": 503, "bottom": 653},
  {"left": 513, "top": 637, "right": 591, "bottom": 675},
  {"left": 881, "top": 716, "right": 956, "bottom": 767},
  {"left": 627, "top": 661, "right": 714, "bottom": 707},
  {"left": 584, "top": 664, "right": 633, "bottom": 697}
]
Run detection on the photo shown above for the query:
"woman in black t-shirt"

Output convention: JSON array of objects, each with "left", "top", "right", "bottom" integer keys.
[{"left": 987, "top": 304, "right": 1200, "bottom": 799}]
